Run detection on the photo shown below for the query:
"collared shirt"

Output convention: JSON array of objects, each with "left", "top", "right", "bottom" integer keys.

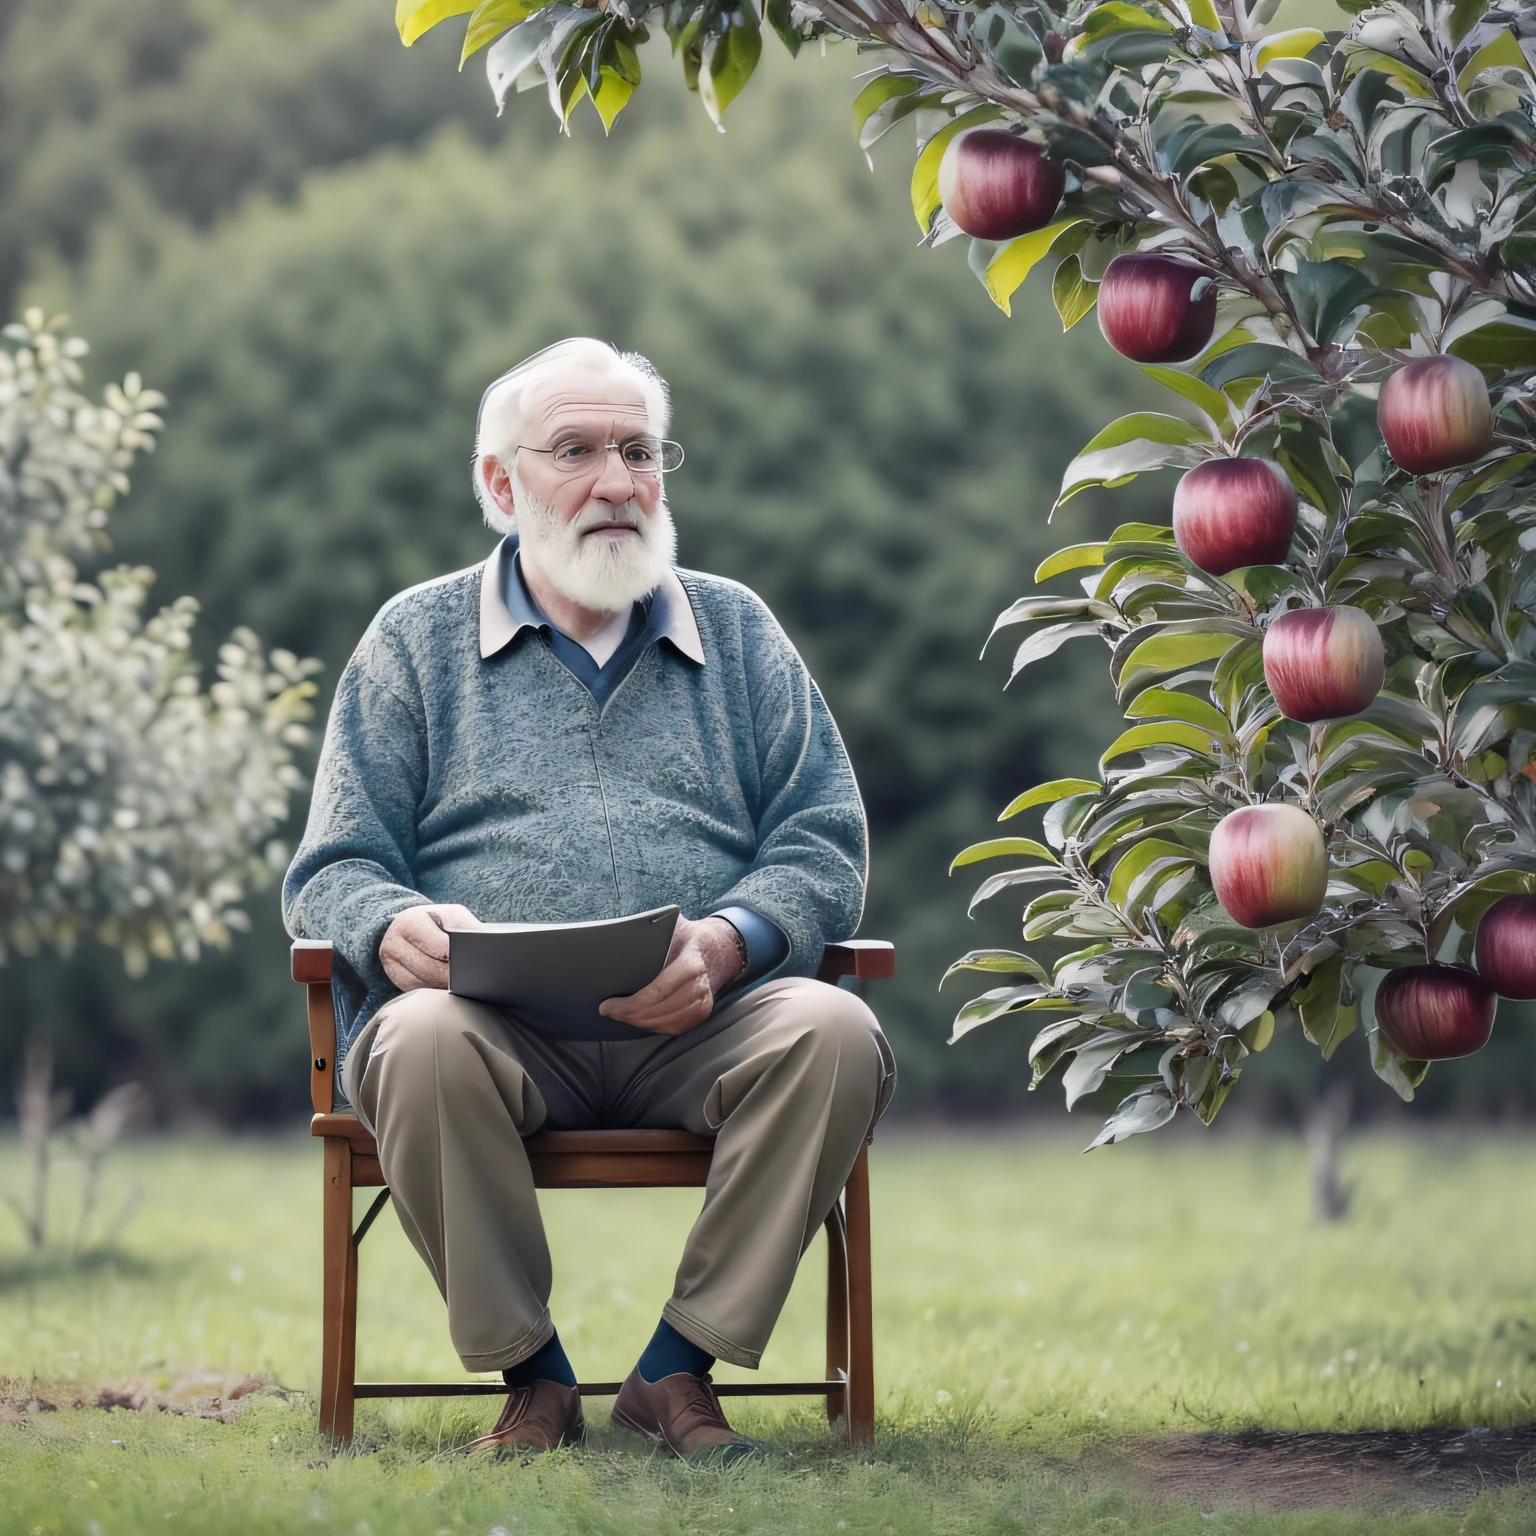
[
  {"left": 495, "top": 535, "right": 788, "bottom": 985},
  {"left": 501, "top": 540, "right": 663, "bottom": 709}
]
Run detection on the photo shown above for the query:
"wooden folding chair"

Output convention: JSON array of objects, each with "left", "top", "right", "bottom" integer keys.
[{"left": 294, "top": 937, "right": 894, "bottom": 1449}]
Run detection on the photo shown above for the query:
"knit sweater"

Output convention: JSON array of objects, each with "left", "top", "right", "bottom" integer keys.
[{"left": 281, "top": 550, "right": 869, "bottom": 1063}]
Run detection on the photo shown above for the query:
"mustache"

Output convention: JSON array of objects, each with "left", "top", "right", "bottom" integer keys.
[{"left": 572, "top": 500, "right": 647, "bottom": 535}]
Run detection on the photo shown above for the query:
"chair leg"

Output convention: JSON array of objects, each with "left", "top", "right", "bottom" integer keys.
[
  {"left": 319, "top": 1136, "right": 359, "bottom": 1446},
  {"left": 844, "top": 1141, "right": 875, "bottom": 1450},
  {"left": 824, "top": 1201, "right": 850, "bottom": 1429}
]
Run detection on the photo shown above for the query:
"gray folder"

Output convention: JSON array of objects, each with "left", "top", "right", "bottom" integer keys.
[{"left": 447, "top": 905, "right": 680, "bottom": 1041}]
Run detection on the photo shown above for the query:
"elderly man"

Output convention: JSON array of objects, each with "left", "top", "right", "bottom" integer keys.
[{"left": 283, "top": 338, "right": 894, "bottom": 1461}]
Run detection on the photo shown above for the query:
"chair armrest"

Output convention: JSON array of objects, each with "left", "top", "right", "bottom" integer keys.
[
  {"left": 292, "top": 939, "right": 334, "bottom": 985},
  {"left": 817, "top": 940, "right": 895, "bottom": 983},
  {"left": 292, "top": 941, "right": 336, "bottom": 1114}
]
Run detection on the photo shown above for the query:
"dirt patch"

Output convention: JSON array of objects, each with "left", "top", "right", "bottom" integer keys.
[
  {"left": 1089, "top": 1423, "right": 1536, "bottom": 1513},
  {"left": 1, "top": 1372, "right": 276, "bottom": 1427}
]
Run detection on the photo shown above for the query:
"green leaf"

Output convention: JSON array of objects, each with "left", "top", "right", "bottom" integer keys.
[
  {"left": 1080, "top": 1, "right": 1174, "bottom": 36},
  {"left": 1052, "top": 255, "right": 1099, "bottom": 331},
  {"left": 911, "top": 105, "right": 1003, "bottom": 234},
  {"left": 1008, "top": 621, "right": 1105, "bottom": 682},
  {"left": 941, "top": 949, "right": 1050, "bottom": 987},
  {"left": 1457, "top": 29, "right": 1530, "bottom": 92},
  {"left": 1448, "top": 316, "right": 1536, "bottom": 369},
  {"left": 1200, "top": 343, "right": 1320, "bottom": 390},
  {"left": 1057, "top": 414, "right": 1214, "bottom": 508},
  {"left": 1253, "top": 27, "right": 1324, "bottom": 70},
  {"left": 699, "top": 12, "right": 761, "bottom": 125},
  {"left": 1116, "top": 629, "right": 1246, "bottom": 700},
  {"left": 985, "top": 219, "right": 1087, "bottom": 317},
  {"left": 969, "top": 866, "right": 1075, "bottom": 915},
  {"left": 1034, "top": 543, "right": 1107, "bottom": 581},
  {"left": 1105, "top": 838, "right": 1197, "bottom": 906},
  {"left": 1283, "top": 260, "right": 1381, "bottom": 347},
  {"left": 590, "top": 64, "right": 636, "bottom": 132},
  {"left": 999, "top": 778, "right": 1103, "bottom": 820},
  {"left": 460, "top": 0, "right": 536, "bottom": 61},
  {"left": 950, "top": 837, "right": 1058, "bottom": 872},
  {"left": 1124, "top": 686, "right": 1231, "bottom": 736},
  {"left": 950, "top": 983, "right": 1052, "bottom": 1042},
  {"left": 398, "top": 0, "right": 476, "bottom": 45},
  {"left": 1079, "top": 412, "right": 1215, "bottom": 454},
  {"left": 763, "top": 0, "right": 802, "bottom": 52},
  {"left": 1100, "top": 721, "right": 1222, "bottom": 767},
  {"left": 1340, "top": 43, "right": 1432, "bottom": 97},
  {"left": 1109, "top": 522, "right": 1179, "bottom": 547},
  {"left": 1088, "top": 1085, "right": 1178, "bottom": 1147},
  {"left": 1297, "top": 955, "right": 1356, "bottom": 1059},
  {"left": 851, "top": 73, "right": 923, "bottom": 144},
  {"left": 1139, "top": 365, "right": 1233, "bottom": 432}
]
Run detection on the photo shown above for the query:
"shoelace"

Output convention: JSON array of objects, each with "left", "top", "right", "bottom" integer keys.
[{"left": 674, "top": 1373, "right": 730, "bottom": 1432}]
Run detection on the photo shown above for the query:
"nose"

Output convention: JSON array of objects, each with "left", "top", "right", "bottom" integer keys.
[{"left": 591, "top": 444, "right": 641, "bottom": 504}]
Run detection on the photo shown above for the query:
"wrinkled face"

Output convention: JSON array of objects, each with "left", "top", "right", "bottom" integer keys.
[
  {"left": 480, "top": 368, "right": 675, "bottom": 613},
  {"left": 481, "top": 370, "right": 663, "bottom": 531}
]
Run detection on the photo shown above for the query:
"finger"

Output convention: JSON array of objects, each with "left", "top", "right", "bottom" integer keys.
[
  {"left": 600, "top": 955, "right": 701, "bottom": 1019},
  {"left": 404, "top": 914, "right": 452, "bottom": 962},
  {"left": 608, "top": 972, "right": 712, "bottom": 1029},
  {"left": 632, "top": 995, "right": 713, "bottom": 1035},
  {"left": 384, "top": 936, "right": 449, "bottom": 988},
  {"left": 433, "top": 904, "right": 483, "bottom": 932}
]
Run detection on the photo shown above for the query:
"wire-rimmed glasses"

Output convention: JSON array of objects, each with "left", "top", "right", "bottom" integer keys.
[{"left": 517, "top": 435, "right": 684, "bottom": 477}]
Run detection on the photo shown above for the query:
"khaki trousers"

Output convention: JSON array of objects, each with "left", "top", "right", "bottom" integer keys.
[{"left": 342, "top": 977, "right": 895, "bottom": 1372}]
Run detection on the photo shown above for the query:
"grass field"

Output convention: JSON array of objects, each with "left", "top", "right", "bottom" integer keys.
[{"left": 4, "top": 1128, "right": 1536, "bottom": 1534}]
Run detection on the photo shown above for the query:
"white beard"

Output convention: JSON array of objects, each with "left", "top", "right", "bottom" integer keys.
[{"left": 512, "top": 479, "right": 677, "bottom": 612}]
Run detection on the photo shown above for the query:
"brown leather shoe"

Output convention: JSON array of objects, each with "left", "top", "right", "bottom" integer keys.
[
  {"left": 610, "top": 1368, "right": 763, "bottom": 1462},
  {"left": 463, "top": 1380, "right": 585, "bottom": 1457}
]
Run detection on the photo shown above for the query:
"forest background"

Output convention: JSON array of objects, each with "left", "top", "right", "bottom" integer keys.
[{"left": 4, "top": 0, "right": 1531, "bottom": 1125}]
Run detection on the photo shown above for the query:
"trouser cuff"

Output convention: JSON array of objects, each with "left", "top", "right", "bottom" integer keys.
[
  {"left": 662, "top": 1301, "right": 762, "bottom": 1370},
  {"left": 458, "top": 1308, "right": 555, "bottom": 1373}
]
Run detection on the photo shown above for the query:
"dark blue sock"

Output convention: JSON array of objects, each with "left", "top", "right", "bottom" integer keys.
[
  {"left": 503, "top": 1328, "right": 577, "bottom": 1390},
  {"left": 637, "top": 1318, "right": 715, "bottom": 1383}
]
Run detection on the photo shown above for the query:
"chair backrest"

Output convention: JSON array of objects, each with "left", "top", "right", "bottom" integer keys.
[{"left": 292, "top": 938, "right": 894, "bottom": 1116}]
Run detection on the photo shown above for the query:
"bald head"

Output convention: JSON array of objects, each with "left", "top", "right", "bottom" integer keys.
[{"left": 473, "top": 338, "right": 670, "bottom": 529}]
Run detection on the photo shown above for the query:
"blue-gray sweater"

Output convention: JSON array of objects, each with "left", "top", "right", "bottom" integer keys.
[{"left": 282, "top": 541, "right": 869, "bottom": 1063}]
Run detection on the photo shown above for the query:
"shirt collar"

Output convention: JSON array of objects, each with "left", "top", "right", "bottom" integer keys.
[{"left": 479, "top": 534, "right": 705, "bottom": 666}]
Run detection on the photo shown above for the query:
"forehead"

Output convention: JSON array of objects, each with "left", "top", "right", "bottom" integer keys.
[{"left": 525, "top": 368, "right": 650, "bottom": 436}]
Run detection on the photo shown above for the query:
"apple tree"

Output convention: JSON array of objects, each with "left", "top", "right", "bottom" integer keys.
[{"left": 393, "top": 0, "right": 1536, "bottom": 1142}]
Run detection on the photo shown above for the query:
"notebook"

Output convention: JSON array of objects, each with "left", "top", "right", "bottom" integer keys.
[{"left": 447, "top": 905, "right": 680, "bottom": 1041}]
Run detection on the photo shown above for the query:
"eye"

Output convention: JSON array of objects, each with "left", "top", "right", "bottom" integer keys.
[
  {"left": 553, "top": 441, "right": 598, "bottom": 468},
  {"left": 622, "top": 440, "right": 660, "bottom": 468}
]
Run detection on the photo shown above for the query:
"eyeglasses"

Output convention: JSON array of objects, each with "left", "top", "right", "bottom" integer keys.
[{"left": 517, "top": 435, "right": 684, "bottom": 476}]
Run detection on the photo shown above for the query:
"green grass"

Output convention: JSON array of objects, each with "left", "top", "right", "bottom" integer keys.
[{"left": 3, "top": 1128, "right": 1536, "bottom": 1534}]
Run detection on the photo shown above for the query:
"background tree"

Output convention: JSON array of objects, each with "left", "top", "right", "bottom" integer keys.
[
  {"left": 0, "top": 308, "right": 315, "bottom": 976},
  {"left": 395, "top": 0, "right": 1536, "bottom": 1141}
]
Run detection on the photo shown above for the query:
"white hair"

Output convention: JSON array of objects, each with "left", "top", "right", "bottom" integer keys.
[{"left": 473, "top": 337, "right": 671, "bottom": 532}]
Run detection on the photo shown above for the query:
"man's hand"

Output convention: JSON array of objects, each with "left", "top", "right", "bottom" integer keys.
[
  {"left": 599, "top": 915, "right": 745, "bottom": 1035},
  {"left": 380, "top": 903, "right": 484, "bottom": 992}
]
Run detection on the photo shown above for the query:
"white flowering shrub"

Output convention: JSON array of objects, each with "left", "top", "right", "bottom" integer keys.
[{"left": 0, "top": 310, "right": 318, "bottom": 975}]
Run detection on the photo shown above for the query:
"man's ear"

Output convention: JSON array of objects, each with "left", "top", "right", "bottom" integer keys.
[{"left": 481, "top": 454, "right": 518, "bottom": 520}]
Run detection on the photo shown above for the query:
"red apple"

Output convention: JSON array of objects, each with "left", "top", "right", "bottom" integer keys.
[
  {"left": 1209, "top": 803, "right": 1328, "bottom": 929},
  {"left": 1377, "top": 355, "right": 1492, "bottom": 475},
  {"left": 937, "top": 130, "right": 1066, "bottom": 241},
  {"left": 1375, "top": 964, "right": 1495, "bottom": 1059},
  {"left": 1172, "top": 458, "right": 1298, "bottom": 575},
  {"left": 1474, "top": 893, "right": 1536, "bottom": 999},
  {"left": 1262, "top": 606, "right": 1385, "bottom": 724},
  {"left": 1097, "top": 253, "right": 1218, "bottom": 363}
]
